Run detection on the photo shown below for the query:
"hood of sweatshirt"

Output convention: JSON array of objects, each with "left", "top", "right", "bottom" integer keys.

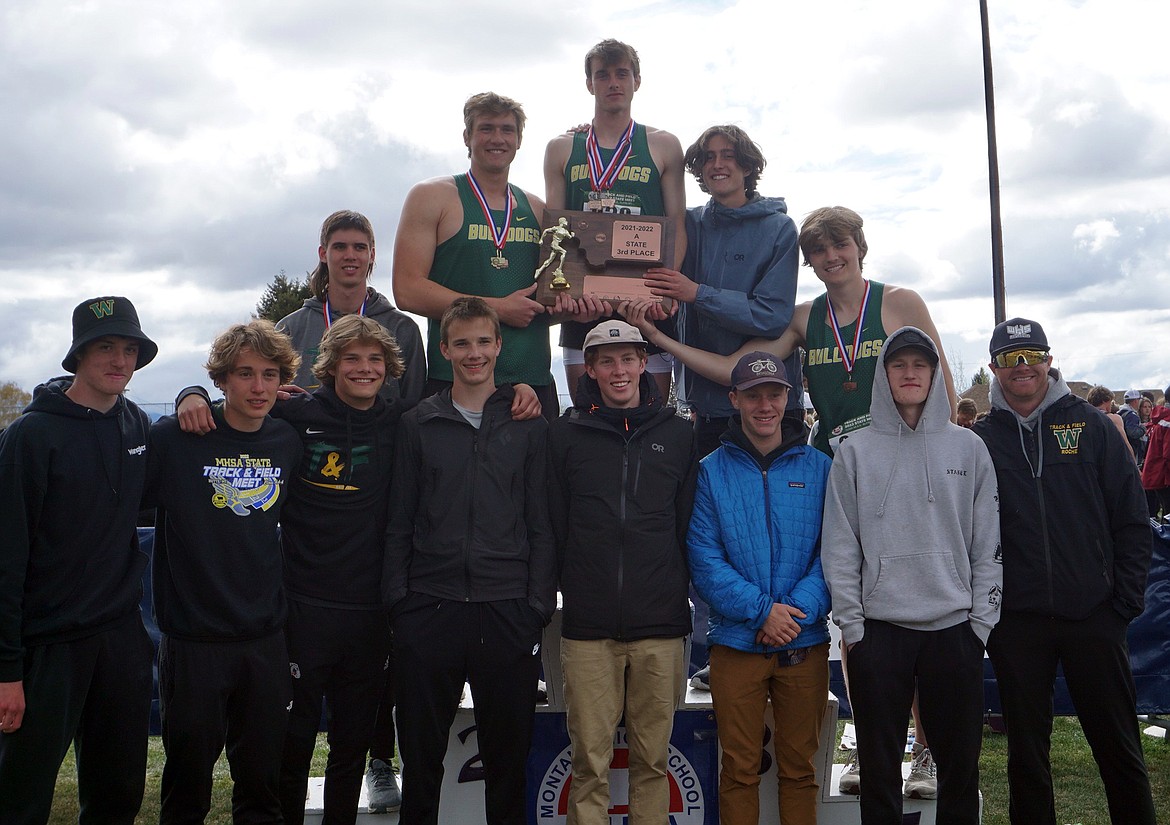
[
  {"left": 868, "top": 326, "right": 951, "bottom": 436},
  {"left": 297, "top": 287, "right": 398, "bottom": 317},
  {"left": 26, "top": 376, "right": 106, "bottom": 419},
  {"left": 699, "top": 194, "right": 788, "bottom": 228},
  {"left": 988, "top": 366, "right": 1070, "bottom": 424}
]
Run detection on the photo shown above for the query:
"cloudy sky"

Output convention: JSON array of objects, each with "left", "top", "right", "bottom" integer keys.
[{"left": 2, "top": 0, "right": 1167, "bottom": 409}]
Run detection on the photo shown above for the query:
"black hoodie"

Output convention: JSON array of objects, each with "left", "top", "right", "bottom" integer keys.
[{"left": 0, "top": 379, "right": 150, "bottom": 680}]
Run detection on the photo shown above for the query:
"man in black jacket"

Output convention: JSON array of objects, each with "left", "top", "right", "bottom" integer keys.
[
  {"left": 972, "top": 317, "right": 1155, "bottom": 825},
  {"left": 0, "top": 297, "right": 158, "bottom": 825},
  {"left": 384, "top": 297, "right": 556, "bottom": 825},
  {"left": 548, "top": 318, "right": 698, "bottom": 825}
]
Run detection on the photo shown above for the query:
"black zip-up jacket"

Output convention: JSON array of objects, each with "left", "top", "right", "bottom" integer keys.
[
  {"left": 383, "top": 386, "right": 556, "bottom": 622},
  {"left": 0, "top": 379, "right": 150, "bottom": 680},
  {"left": 973, "top": 384, "right": 1150, "bottom": 621},
  {"left": 548, "top": 375, "right": 698, "bottom": 641}
]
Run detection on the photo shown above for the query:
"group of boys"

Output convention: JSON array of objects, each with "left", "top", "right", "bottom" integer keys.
[{"left": 0, "top": 36, "right": 1158, "bottom": 825}]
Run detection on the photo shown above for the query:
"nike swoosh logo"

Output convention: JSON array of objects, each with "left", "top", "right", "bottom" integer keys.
[
  {"left": 305, "top": 428, "right": 325, "bottom": 435},
  {"left": 515, "top": 215, "right": 527, "bottom": 222}
]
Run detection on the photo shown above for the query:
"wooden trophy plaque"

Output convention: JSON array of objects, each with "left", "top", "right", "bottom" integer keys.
[{"left": 532, "top": 209, "right": 675, "bottom": 311}]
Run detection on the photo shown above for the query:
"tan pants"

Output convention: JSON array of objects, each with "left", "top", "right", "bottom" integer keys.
[
  {"left": 709, "top": 643, "right": 829, "bottom": 825},
  {"left": 560, "top": 636, "right": 686, "bottom": 825}
]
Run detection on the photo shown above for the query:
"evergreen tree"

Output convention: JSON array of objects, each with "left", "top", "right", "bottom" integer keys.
[
  {"left": 972, "top": 366, "right": 990, "bottom": 386},
  {"left": 255, "top": 270, "right": 311, "bottom": 322}
]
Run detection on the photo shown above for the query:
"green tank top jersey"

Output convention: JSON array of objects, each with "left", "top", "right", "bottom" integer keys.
[
  {"left": 563, "top": 124, "right": 665, "bottom": 215},
  {"left": 805, "top": 281, "right": 887, "bottom": 456},
  {"left": 561, "top": 124, "right": 665, "bottom": 349},
  {"left": 426, "top": 174, "right": 551, "bottom": 386}
]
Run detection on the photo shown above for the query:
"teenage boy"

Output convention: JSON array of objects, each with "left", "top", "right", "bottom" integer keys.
[
  {"left": 394, "top": 93, "right": 566, "bottom": 418},
  {"left": 544, "top": 38, "right": 686, "bottom": 404},
  {"left": 644, "top": 124, "right": 803, "bottom": 457},
  {"left": 822, "top": 327, "right": 1001, "bottom": 825},
  {"left": 176, "top": 314, "right": 407, "bottom": 823},
  {"left": 384, "top": 297, "right": 556, "bottom": 825},
  {"left": 973, "top": 318, "right": 1155, "bottom": 825},
  {"left": 686, "top": 351, "right": 833, "bottom": 825},
  {"left": 0, "top": 297, "right": 157, "bottom": 824},
  {"left": 279, "top": 210, "right": 425, "bottom": 408},
  {"left": 148, "top": 320, "right": 302, "bottom": 824},
  {"left": 548, "top": 319, "right": 698, "bottom": 825}
]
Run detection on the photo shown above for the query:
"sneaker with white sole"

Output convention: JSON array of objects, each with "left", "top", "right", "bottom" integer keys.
[
  {"left": 903, "top": 743, "right": 937, "bottom": 799},
  {"left": 366, "top": 758, "right": 402, "bottom": 813},
  {"left": 689, "top": 665, "right": 710, "bottom": 691},
  {"left": 838, "top": 748, "right": 861, "bottom": 795}
]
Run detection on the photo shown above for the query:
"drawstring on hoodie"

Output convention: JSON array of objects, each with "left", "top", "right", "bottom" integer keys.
[
  {"left": 1017, "top": 419, "right": 1043, "bottom": 479},
  {"left": 875, "top": 421, "right": 935, "bottom": 517}
]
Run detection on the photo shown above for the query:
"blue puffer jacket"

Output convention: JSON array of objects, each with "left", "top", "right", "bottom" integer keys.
[{"left": 687, "top": 419, "right": 832, "bottom": 653}]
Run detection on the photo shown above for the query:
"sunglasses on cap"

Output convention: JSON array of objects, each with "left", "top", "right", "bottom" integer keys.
[{"left": 993, "top": 348, "right": 1049, "bottom": 368}]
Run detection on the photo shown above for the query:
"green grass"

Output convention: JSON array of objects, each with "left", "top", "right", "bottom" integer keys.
[
  {"left": 47, "top": 737, "right": 332, "bottom": 825},
  {"left": 975, "top": 717, "right": 1168, "bottom": 825},
  {"left": 45, "top": 720, "right": 1169, "bottom": 824}
]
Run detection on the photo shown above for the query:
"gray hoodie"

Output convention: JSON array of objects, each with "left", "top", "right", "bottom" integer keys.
[{"left": 821, "top": 326, "right": 1002, "bottom": 646}]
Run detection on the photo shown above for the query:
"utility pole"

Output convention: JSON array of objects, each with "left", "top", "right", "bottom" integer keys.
[{"left": 981, "top": 0, "right": 1007, "bottom": 324}]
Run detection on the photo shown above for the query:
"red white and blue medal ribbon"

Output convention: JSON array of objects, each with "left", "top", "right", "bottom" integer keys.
[
  {"left": 322, "top": 291, "right": 367, "bottom": 330},
  {"left": 826, "top": 279, "right": 871, "bottom": 391},
  {"left": 466, "top": 170, "right": 512, "bottom": 269},
  {"left": 586, "top": 119, "right": 636, "bottom": 191}
]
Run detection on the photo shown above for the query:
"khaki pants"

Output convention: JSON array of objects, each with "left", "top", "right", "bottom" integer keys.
[
  {"left": 709, "top": 643, "right": 829, "bottom": 825},
  {"left": 561, "top": 637, "right": 686, "bottom": 825}
]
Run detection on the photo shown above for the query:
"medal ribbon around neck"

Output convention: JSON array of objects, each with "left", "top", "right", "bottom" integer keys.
[
  {"left": 826, "top": 279, "right": 872, "bottom": 377},
  {"left": 322, "top": 291, "right": 368, "bottom": 330},
  {"left": 586, "top": 119, "right": 636, "bottom": 191},
  {"left": 466, "top": 170, "right": 513, "bottom": 261}
]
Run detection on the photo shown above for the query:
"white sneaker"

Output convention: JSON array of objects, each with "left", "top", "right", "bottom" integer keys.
[
  {"left": 903, "top": 743, "right": 937, "bottom": 799},
  {"left": 838, "top": 748, "right": 860, "bottom": 795}
]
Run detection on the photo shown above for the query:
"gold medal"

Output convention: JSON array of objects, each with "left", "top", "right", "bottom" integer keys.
[{"left": 490, "top": 255, "right": 508, "bottom": 270}]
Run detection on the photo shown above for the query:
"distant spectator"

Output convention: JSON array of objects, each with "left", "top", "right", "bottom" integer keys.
[
  {"left": 1139, "top": 397, "right": 1159, "bottom": 516},
  {"left": 957, "top": 398, "right": 978, "bottom": 428},
  {"left": 1141, "top": 386, "right": 1170, "bottom": 519},
  {"left": 1119, "top": 389, "right": 1147, "bottom": 460},
  {"left": 1087, "top": 385, "right": 1135, "bottom": 461}
]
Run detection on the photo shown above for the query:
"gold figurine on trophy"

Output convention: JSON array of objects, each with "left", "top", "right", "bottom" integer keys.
[{"left": 534, "top": 216, "right": 575, "bottom": 290}]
